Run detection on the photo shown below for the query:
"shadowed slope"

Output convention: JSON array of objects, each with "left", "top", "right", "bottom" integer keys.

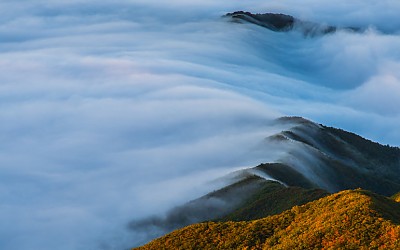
[
  {"left": 129, "top": 175, "right": 327, "bottom": 243},
  {"left": 130, "top": 117, "right": 400, "bottom": 247},
  {"left": 219, "top": 181, "right": 328, "bottom": 221},
  {"left": 128, "top": 175, "right": 267, "bottom": 245},
  {"left": 259, "top": 117, "right": 400, "bottom": 196},
  {"left": 135, "top": 189, "right": 400, "bottom": 249}
]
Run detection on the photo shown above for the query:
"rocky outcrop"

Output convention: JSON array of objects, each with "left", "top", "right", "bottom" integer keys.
[
  {"left": 226, "top": 11, "right": 296, "bottom": 32},
  {"left": 225, "top": 11, "right": 360, "bottom": 36}
]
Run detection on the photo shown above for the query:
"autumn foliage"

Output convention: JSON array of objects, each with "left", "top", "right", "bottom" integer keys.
[
  {"left": 135, "top": 189, "right": 400, "bottom": 250},
  {"left": 393, "top": 192, "right": 400, "bottom": 203}
]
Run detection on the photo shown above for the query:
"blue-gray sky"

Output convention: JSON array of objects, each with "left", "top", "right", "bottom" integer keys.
[{"left": 1, "top": 0, "right": 400, "bottom": 249}]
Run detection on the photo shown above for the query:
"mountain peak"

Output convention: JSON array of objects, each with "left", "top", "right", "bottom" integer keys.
[
  {"left": 224, "top": 11, "right": 361, "bottom": 36},
  {"left": 131, "top": 118, "right": 400, "bottom": 248},
  {"left": 276, "top": 116, "right": 315, "bottom": 125},
  {"left": 225, "top": 11, "right": 295, "bottom": 32},
  {"left": 261, "top": 117, "right": 400, "bottom": 196}
]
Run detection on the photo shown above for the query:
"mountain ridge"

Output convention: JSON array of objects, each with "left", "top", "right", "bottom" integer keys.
[
  {"left": 135, "top": 189, "right": 400, "bottom": 249},
  {"left": 131, "top": 117, "right": 400, "bottom": 248},
  {"left": 261, "top": 117, "right": 400, "bottom": 196},
  {"left": 224, "top": 11, "right": 361, "bottom": 36}
]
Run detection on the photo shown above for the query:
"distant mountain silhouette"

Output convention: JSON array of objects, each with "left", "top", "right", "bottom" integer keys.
[{"left": 225, "top": 11, "right": 361, "bottom": 36}]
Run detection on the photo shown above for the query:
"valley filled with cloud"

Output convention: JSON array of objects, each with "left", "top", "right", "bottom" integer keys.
[{"left": 1, "top": 0, "right": 400, "bottom": 249}]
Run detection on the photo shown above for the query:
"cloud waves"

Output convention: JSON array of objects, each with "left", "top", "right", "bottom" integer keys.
[{"left": 1, "top": 0, "right": 400, "bottom": 249}]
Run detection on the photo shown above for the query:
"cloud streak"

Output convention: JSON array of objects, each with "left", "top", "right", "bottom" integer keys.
[{"left": 1, "top": 0, "right": 400, "bottom": 249}]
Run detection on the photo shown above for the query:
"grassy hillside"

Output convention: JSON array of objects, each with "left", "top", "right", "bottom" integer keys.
[
  {"left": 129, "top": 175, "right": 327, "bottom": 240},
  {"left": 220, "top": 180, "right": 328, "bottom": 221},
  {"left": 135, "top": 189, "right": 400, "bottom": 249},
  {"left": 131, "top": 117, "right": 400, "bottom": 248}
]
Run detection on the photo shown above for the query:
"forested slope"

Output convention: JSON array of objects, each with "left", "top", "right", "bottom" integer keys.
[{"left": 136, "top": 189, "right": 400, "bottom": 249}]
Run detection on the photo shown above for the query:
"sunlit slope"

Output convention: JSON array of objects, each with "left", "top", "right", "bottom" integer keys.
[
  {"left": 393, "top": 192, "right": 400, "bottom": 202},
  {"left": 135, "top": 189, "right": 400, "bottom": 250},
  {"left": 131, "top": 117, "right": 400, "bottom": 246}
]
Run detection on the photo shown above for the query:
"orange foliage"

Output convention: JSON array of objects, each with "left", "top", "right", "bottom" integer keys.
[{"left": 135, "top": 189, "right": 400, "bottom": 250}]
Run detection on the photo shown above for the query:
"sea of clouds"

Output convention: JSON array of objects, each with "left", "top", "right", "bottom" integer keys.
[{"left": 1, "top": 0, "right": 400, "bottom": 249}]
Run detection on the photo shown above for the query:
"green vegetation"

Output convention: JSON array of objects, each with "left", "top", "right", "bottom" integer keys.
[
  {"left": 135, "top": 189, "right": 400, "bottom": 250},
  {"left": 255, "top": 163, "right": 318, "bottom": 189},
  {"left": 220, "top": 180, "right": 328, "bottom": 221},
  {"left": 128, "top": 175, "right": 269, "bottom": 234},
  {"left": 323, "top": 126, "right": 400, "bottom": 166},
  {"left": 133, "top": 118, "right": 400, "bottom": 249},
  {"left": 129, "top": 176, "right": 327, "bottom": 237}
]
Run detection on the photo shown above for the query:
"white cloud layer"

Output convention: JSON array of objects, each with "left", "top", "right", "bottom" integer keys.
[{"left": 1, "top": 0, "right": 400, "bottom": 249}]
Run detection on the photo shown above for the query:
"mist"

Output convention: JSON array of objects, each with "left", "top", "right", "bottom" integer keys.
[{"left": 1, "top": 0, "right": 400, "bottom": 249}]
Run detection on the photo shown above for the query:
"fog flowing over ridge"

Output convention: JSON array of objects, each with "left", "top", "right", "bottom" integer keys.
[{"left": 1, "top": 1, "right": 400, "bottom": 249}]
